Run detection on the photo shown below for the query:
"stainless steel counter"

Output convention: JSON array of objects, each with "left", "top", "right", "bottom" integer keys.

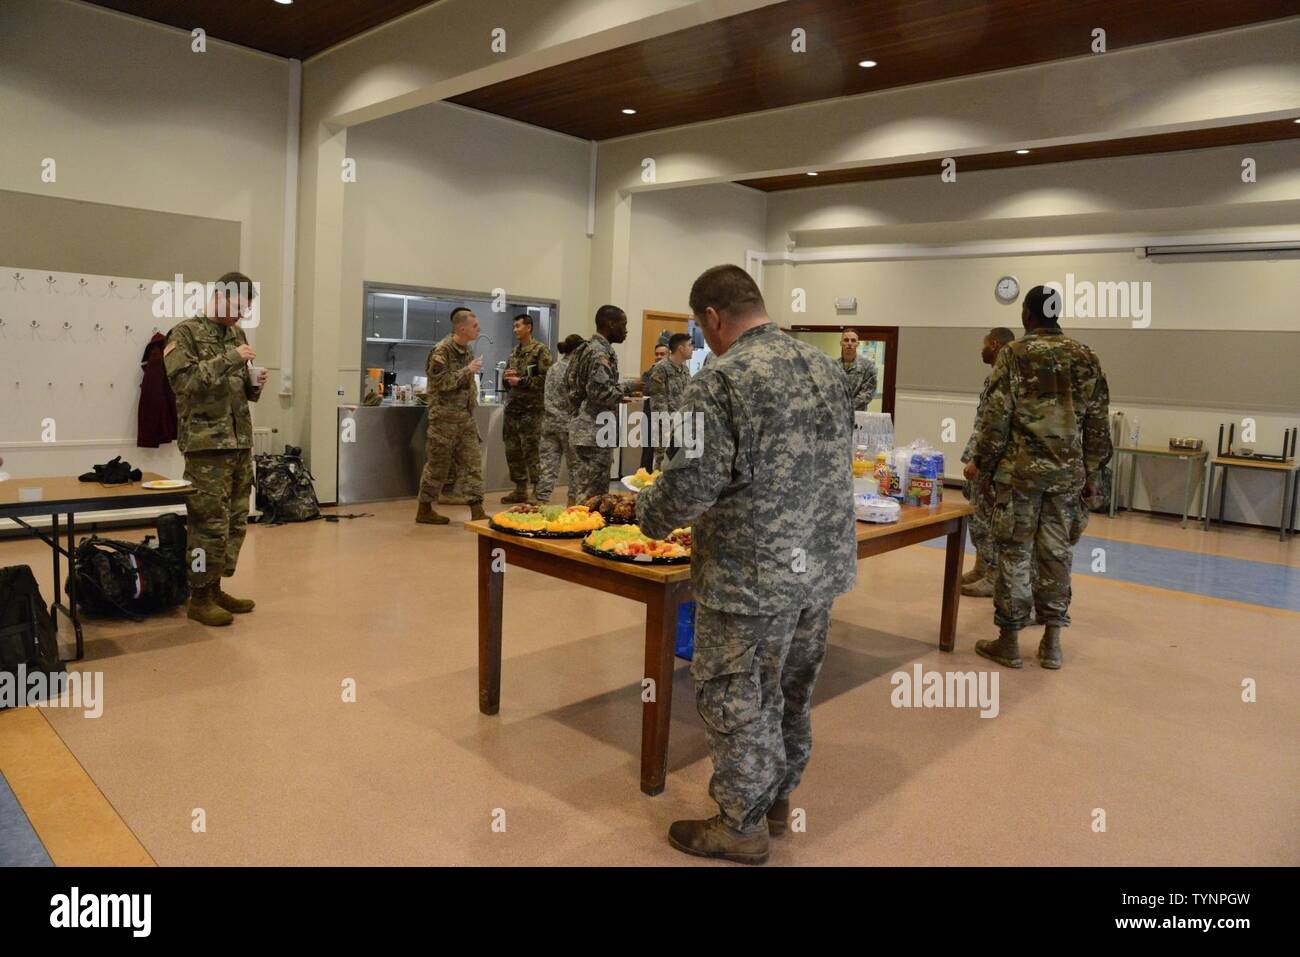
[{"left": 337, "top": 403, "right": 513, "bottom": 504}]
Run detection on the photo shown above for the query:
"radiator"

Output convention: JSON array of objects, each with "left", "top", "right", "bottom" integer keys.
[{"left": 253, "top": 427, "right": 279, "bottom": 456}]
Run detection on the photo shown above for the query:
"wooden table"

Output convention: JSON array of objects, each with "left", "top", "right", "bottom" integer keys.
[
  {"left": 1202, "top": 456, "right": 1299, "bottom": 542},
  {"left": 1108, "top": 445, "right": 1208, "bottom": 528},
  {"left": 0, "top": 474, "right": 194, "bottom": 660},
  {"left": 466, "top": 499, "right": 972, "bottom": 796}
]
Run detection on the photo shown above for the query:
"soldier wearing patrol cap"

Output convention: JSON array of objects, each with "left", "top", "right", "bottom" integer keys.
[
  {"left": 969, "top": 285, "right": 1111, "bottom": 671},
  {"left": 163, "top": 271, "right": 266, "bottom": 627},
  {"left": 637, "top": 264, "right": 857, "bottom": 865},
  {"left": 416, "top": 307, "right": 487, "bottom": 525}
]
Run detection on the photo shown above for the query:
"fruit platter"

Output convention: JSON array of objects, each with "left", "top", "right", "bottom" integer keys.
[
  {"left": 580, "top": 491, "right": 639, "bottom": 525},
  {"left": 489, "top": 504, "right": 606, "bottom": 538},
  {"left": 582, "top": 525, "right": 692, "bottom": 565},
  {"left": 621, "top": 467, "right": 660, "bottom": 492}
]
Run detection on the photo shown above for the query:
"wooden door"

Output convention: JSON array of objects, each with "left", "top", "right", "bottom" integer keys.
[{"left": 640, "top": 310, "right": 690, "bottom": 378}]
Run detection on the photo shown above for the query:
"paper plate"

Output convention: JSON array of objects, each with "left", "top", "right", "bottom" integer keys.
[{"left": 142, "top": 479, "right": 192, "bottom": 490}]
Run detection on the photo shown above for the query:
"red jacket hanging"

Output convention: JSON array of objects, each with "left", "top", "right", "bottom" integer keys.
[{"left": 137, "top": 332, "right": 178, "bottom": 447}]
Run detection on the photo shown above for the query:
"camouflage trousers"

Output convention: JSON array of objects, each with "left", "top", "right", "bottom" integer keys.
[
  {"left": 503, "top": 403, "right": 543, "bottom": 486},
  {"left": 569, "top": 445, "right": 614, "bottom": 503},
  {"left": 991, "top": 486, "right": 1088, "bottom": 630},
  {"left": 534, "top": 426, "right": 575, "bottom": 505},
  {"left": 183, "top": 449, "right": 253, "bottom": 589},
  {"left": 692, "top": 602, "right": 833, "bottom": 832},
  {"left": 418, "top": 412, "right": 484, "bottom": 506},
  {"left": 964, "top": 477, "right": 1000, "bottom": 572}
]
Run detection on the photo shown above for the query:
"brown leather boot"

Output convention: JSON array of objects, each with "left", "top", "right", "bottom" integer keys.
[
  {"left": 213, "top": 583, "right": 254, "bottom": 614},
  {"left": 667, "top": 815, "right": 769, "bottom": 865},
  {"left": 767, "top": 797, "right": 790, "bottom": 836},
  {"left": 500, "top": 484, "right": 529, "bottom": 504},
  {"left": 469, "top": 503, "right": 487, "bottom": 522},
  {"left": 187, "top": 584, "right": 233, "bottom": 627},
  {"left": 1038, "top": 625, "right": 1063, "bottom": 670},
  {"left": 975, "top": 627, "right": 1023, "bottom": 668},
  {"left": 416, "top": 501, "right": 449, "bottom": 525}
]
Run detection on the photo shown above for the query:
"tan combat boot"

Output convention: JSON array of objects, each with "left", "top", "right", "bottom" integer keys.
[
  {"left": 668, "top": 815, "right": 769, "bottom": 865},
  {"left": 415, "top": 501, "right": 450, "bottom": 525},
  {"left": 975, "top": 627, "right": 1023, "bottom": 669},
  {"left": 187, "top": 584, "right": 233, "bottom": 627},
  {"left": 468, "top": 503, "right": 487, "bottom": 522},
  {"left": 1038, "top": 625, "right": 1063, "bottom": 670},
  {"left": 500, "top": 483, "right": 529, "bottom": 504},
  {"left": 961, "top": 575, "right": 995, "bottom": 598},
  {"left": 213, "top": 582, "right": 255, "bottom": 614},
  {"left": 767, "top": 797, "right": 790, "bottom": 836},
  {"left": 961, "top": 555, "right": 988, "bottom": 585}
]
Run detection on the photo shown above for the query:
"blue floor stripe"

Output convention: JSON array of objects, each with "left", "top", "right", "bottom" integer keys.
[
  {"left": 0, "top": 768, "right": 53, "bottom": 867},
  {"left": 921, "top": 531, "right": 1300, "bottom": 612}
]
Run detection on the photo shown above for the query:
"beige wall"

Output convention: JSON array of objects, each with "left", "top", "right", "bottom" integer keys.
[
  {"left": 624, "top": 183, "right": 767, "bottom": 367},
  {"left": 0, "top": 0, "right": 292, "bottom": 448}
]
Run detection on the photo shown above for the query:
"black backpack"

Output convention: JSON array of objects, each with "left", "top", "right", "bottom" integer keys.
[
  {"left": 67, "top": 515, "right": 189, "bottom": 620},
  {"left": 254, "top": 445, "right": 321, "bottom": 525},
  {"left": 1, "top": 565, "right": 65, "bottom": 704}
]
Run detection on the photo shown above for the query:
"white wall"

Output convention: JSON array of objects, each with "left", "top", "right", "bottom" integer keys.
[
  {"left": 0, "top": 0, "right": 291, "bottom": 499},
  {"left": 624, "top": 183, "right": 768, "bottom": 367}
]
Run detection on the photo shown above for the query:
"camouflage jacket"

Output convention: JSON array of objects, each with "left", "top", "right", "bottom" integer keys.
[
  {"left": 842, "top": 355, "right": 877, "bottom": 412},
  {"left": 961, "top": 373, "right": 995, "bottom": 466},
  {"left": 542, "top": 354, "right": 573, "bottom": 433},
  {"left": 647, "top": 358, "right": 691, "bottom": 416},
  {"left": 426, "top": 334, "right": 478, "bottom": 417},
  {"left": 570, "top": 333, "right": 634, "bottom": 447},
  {"left": 971, "top": 327, "right": 1112, "bottom": 494},
  {"left": 504, "top": 338, "right": 551, "bottom": 410},
  {"left": 163, "top": 315, "right": 261, "bottom": 453},
  {"left": 637, "top": 322, "right": 857, "bottom": 614}
]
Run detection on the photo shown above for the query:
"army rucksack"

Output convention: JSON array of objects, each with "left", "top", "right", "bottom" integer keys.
[
  {"left": 67, "top": 519, "right": 189, "bottom": 620},
  {"left": 254, "top": 446, "right": 321, "bottom": 525},
  {"left": 0, "top": 565, "right": 64, "bottom": 704}
]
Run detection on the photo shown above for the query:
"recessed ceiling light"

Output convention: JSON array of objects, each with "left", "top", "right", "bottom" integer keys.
[
  {"left": 1015, "top": 149, "right": 1031, "bottom": 155},
  {"left": 807, "top": 171, "right": 818, "bottom": 177},
  {"left": 858, "top": 60, "right": 877, "bottom": 68},
  {"left": 1294, "top": 118, "right": 1300, "bottom": 123},
  {"left": 622, "top": 108, "right": 637, "bottom": 115},
  {"left": 274, "top": 0, "right": 293, "bottom": 5}
]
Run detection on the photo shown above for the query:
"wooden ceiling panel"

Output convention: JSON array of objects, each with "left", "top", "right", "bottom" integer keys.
[
  {"left": 450, "top": 0, "right": 1300, "bottom": 140},
  {"left": 738, "top": 120, "right": 1300, "bottom": 190}
]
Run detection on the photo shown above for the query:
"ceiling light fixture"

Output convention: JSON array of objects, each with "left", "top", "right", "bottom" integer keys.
[
  {"left": 807, "top": 171, "right": 818, "bottom": 177},
  {"left": 274, "top": 0, "right": 293, "bottom": 5},
  {"left": 858, "top": 60, "right": 877, "bottom": 68},
  {"left": 1015, "top": 149, "right": 1031, "bottom": 155},
  {"left": 622, "top": 108, "right": 637, "bottom": 115}
]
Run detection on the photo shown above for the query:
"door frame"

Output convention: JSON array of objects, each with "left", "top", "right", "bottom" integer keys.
[
  {"left": 786, "top": 324, "right": 899, "bottom": 417},
  {"left": 640, "top": 310, "right": 691, "bottom": 374}
]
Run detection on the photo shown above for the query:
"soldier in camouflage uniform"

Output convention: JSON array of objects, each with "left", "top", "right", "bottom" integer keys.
[
  {"left": 970, "top": 286, "right": 1111, "bottom": 670},
  {"left": 416, "top": 307, "right": 486, "bottom": 525},
  {"left": 535, "top": 334, "right": 584, "bottom": 505},
  {"left": 500, "top": 314, "right": 552, "bottom": 503},
  {"left": 638, "top": 265, "right": 856, "bottom": 865},
  {"left": 163, "top": 272, "right": 266, "bottom": 627},
  {"left": 960, "top": 328, "right": 1016, "bottom": 597},
  {"left": 646, "top": 332, "right": 694, "bottom": 471},
  {"left": 569, "top": 306, "right": 641, "bottom": 502},
  {"left": 839, "top": 329, "right": 878, "bottom": 412}
]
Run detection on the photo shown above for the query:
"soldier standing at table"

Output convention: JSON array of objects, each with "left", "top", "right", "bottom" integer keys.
[
  {"left": 500, "top": 314, "right": 551, "bottom": 504},
  {"left": 164, "top": 272, "right": 267, "bottom": 627},
  {"left": 960, "top": 327, "right": 1016, "bottom": 598},
  {"left": 637, "top": 265, "right": 856, "bottom": 865},
  {"left": 839, "top": 329, "right": 878, "bottom": 412},
  {"left": 569, "top": 305, "right": 641, "bottom": 502},
  {"left": 535, "top": 334, "right": 584, "bottom": 505},
  {"left": 415, "top": 307, "right": 486, "bottom": 526},
  {"left": 646, "top": 332, "right": 694, "bottom": 471},
  {"left": 970, "top": 286, "right": 1111, "bottom": 670}
]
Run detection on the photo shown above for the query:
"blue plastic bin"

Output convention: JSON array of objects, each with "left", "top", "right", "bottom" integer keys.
[{"left": 675, "top": 601, "right": 696, "bottom": 661}]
